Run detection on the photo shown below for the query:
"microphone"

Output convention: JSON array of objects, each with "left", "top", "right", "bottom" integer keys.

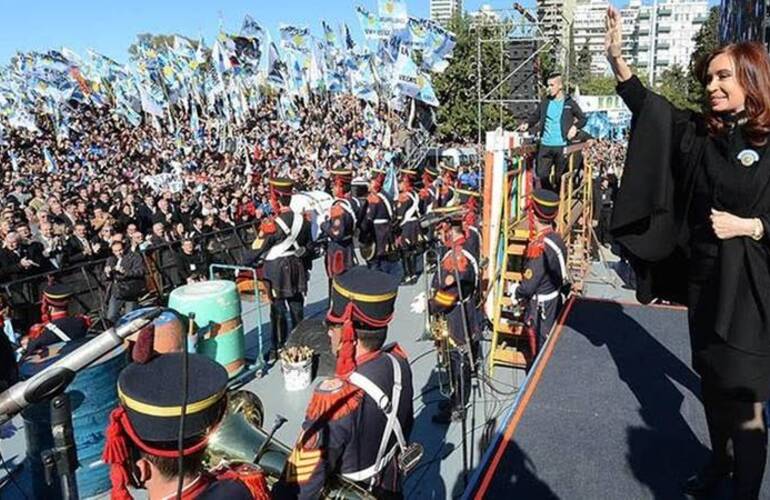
[{"left": 0, "top": 307, "right": 163, "bottom": 426}]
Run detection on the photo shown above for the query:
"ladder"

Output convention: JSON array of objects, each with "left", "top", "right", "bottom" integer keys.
[{"left": 488, "top": 157, "right": 532, "bottom": 375}]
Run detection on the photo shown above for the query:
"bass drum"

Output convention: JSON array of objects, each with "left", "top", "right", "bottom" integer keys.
[{"left": 291, "top": 190, "right": 334, "bottom": 242}]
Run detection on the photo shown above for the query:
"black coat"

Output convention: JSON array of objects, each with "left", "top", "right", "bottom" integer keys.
[
  {"left": 106, "top": 251, "right": 146, "bottom": 300},
  {"left": 527, "top": 95, "right": 588, "bottom": 140},
  {"left": 611, "top": 75, "right": 770, "bottom": 356},
  {"left": 0, "top": 248, "right": 27, "bottom": 282},
  {"left": 175, "top": 249, "right": 210, "bottom": 283}
]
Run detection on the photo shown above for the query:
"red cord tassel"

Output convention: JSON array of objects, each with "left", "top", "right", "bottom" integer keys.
[{"left": 102, "top": 407, "right": 133, "bottom": 500}]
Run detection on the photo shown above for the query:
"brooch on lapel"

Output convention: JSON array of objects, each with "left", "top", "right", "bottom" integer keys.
[{"left": 737, "top": 149, "right": 760, "bottom": 167}]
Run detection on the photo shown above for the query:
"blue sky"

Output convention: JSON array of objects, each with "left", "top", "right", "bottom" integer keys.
[{"left": 0, "top": 0, "right": 719, "bottom": 64}]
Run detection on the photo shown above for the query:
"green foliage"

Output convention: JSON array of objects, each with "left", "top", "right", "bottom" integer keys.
[
  {"left": 433, "top": 14, "right": 517, "bottom": 143},
  {"left": 687, "top": 6, "right": 720, "bottom": 110},
  {"left": 579, "top": 75, "right": 617, "bottom": 95},
  {"left": 656, "top": 64, "right": 691, "bottom": 109},
  {"left": 572, "top": 42, "right": 592, "bottom": 87}
]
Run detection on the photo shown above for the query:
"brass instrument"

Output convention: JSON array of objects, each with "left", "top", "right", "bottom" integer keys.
[
  {"left": 206, "top": 390, "right": 376, "bottom": 499},
  {"left": 430, "top": 314, "right": 456, "bottom": 398}
]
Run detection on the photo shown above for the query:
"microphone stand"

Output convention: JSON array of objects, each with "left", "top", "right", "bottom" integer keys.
[{"left": 42, "top": 393, "right": 79, "bottom": 500}]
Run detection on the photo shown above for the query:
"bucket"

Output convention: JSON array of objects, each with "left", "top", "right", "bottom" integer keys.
[
  {"left": 20, "top": 339, "right": 126, "bottom": 499},
  {"left": 281, "top": 357, "right": 313, "bottom": 392},
  {"left": 168, "top": 280, "right": 245, "bottom": 378}
]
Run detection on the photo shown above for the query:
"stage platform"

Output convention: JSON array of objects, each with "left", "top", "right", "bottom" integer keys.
[
  {"left": 0, "top": 258, "right": 524, "bottom": 499},
  {"left": 464, "top": 298, "right": 770, "bottom": 500}
]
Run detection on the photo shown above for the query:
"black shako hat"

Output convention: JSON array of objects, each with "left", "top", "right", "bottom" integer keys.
[
  {"left": 116, "top": 352, "right": 228, "bottom": 442},
  {"left": 326, "top": 266, "right": 399, "bottom": 376},
  {"left": 531, "top": 189, "right": 560, "bottom": 221},
  {"left": 268, "top": 177, "right": 294, "bottom": 196}
]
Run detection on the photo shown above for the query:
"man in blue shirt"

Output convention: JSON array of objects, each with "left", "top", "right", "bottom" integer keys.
[{"left": 519, "top": 73, "right": 587, "bottom": 192}]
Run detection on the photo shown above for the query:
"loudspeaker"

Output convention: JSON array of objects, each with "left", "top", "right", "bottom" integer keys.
[{"left": 508, "top": 40, "right": 538, "bottom": 100}]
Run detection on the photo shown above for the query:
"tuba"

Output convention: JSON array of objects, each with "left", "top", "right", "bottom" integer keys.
[{"left": 206, "top": 390, "right": 376, "bottom": 499}]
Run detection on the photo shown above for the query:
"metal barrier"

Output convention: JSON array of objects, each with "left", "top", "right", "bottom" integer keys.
[{"left": 1, "top": 221, "right": 261, "bottom": 332}]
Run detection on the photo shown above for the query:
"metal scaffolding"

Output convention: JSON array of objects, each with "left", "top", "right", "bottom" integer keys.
[{"left": 471, "top": 3, "right": 572, "bottom": 152}]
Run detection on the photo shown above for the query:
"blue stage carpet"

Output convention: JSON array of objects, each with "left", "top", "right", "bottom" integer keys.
[{"left": 467, "top": 298, "right": 770, "bottom": 499}]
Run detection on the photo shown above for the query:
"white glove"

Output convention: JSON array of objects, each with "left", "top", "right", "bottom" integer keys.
[
  {"left": 508, "top": 282, "right": 519, "bottom": 299},
  {"left": 410, "top": 292, "right": 427, "bottom": 314}
]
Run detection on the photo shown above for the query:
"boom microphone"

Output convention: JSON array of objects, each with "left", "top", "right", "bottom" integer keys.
[{"left": 0, "top": 307, "right": 163, "bottom": 426}]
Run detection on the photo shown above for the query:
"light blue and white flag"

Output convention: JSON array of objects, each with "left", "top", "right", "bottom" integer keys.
[
  {"left": 356, "top": 6, "right": 388, "bottom": 40},
  {"left": 44, "top": 148, "right": 58, "bottom": 173},
  {"left": 279, "top": 25, "right": 310, "bottom": 52},
  {"left": 378, "top": 0, "right": 408, "bottom": 33},
  {"left": 241, "top": 15, "right": 266, "bottom": 41},
  {"left": 322, "top": 21, "right": 338, "bottom": 48},
  {"left": 394, "top": 47, "right": 419, "bottom": 97}
]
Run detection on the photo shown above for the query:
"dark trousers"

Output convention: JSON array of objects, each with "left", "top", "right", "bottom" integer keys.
[
  {"left": 107, "top": 296, "right": 137, "bottom": 324},
  {"left": 270, "top": 294, "right": 304, "bottom": 352},
  {"left": 530, "top": 297, "right": 562, "bottom": 353},
  {"left": 449, "top": 340, "right": 478, "bottom": 411},
  {"left": 536, "top": 145, "right": 568, "bottom": 193}
]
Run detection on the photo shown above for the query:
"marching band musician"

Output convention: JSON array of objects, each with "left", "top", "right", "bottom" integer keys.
[
  {"left": 436, "top": 163, "right": 459, "bottom": 209},
  {"left": 360, "top": 169, "right": 397, "bottom": 275},
  {"left": 418, "top": 165, "right": 440, "bottom": 216},
  {"left": 320, "top": 169, "right": 361, "bottom": 280},
  {"left": 455, "top": 188, "right": 482, "bottom": 261},
  {"left": 514, "top": 189, "right": 569, "bottom": 362},
  {"left": 249, "top": 177, "right": 312, "bottom": 362},
  {"left": 24, "top": 284, "right": 91, "bottom": 353},
  {"left": 395, "top": 168, "right": 421, "bottom": 285},
  {"left": 428, "top": 211, "right": 481, "bottom": 425},
  {"left": 101, "top": 352, "right": 270, "bottom": 499},
  {"left": 275, "top": 267, "right": 415, "bottom": 499}
]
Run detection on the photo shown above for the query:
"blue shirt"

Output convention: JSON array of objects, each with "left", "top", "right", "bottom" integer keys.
[{"left": 542, "top": 99, "right": 566, "bottom": 147}]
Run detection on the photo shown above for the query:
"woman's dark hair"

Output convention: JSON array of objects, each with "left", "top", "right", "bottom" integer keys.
[{"left": 698, "top": 41, "right": 770, "bottom": 147}]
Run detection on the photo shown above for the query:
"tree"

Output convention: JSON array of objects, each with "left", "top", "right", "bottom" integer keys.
[
  {"left": 579, "top": 75, "right": 617, "bottom": 95},
  {"left": 573, "top": 42, "right": 592, "bottom": 87},
  {"left": 687, "top": 6, "right": 720, "bottom": 110},
  {"left": 656, "top": 64, "right": 690, "bottom": 110},
  {"left": 433, "top": 14, "right": 517, "bottom": 143}
]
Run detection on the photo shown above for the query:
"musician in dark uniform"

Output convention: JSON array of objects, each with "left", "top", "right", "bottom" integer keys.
[
  {"left": 395, "top": 168, "right": 421, "bottom": 285},
  {"left": 456, "top": 188, "right": 482, "bottom": 261},
  {"left": 418, "top": 166, "right": 441, "bottom": 268},
  {"left": 250, "top": 177, "right": 312, "bottom": 361},
  {"left": 418, "top": 165, "right": 440, "bottom": 216},
  {"left": 514, "top": 189, "right": 568, "bottom": 362},
  {"left": 436, "top": 163, "right": 459, "bottom": 209},
  {"left": 24, "top": 284, "right": 91, "bottom": 353},
  {"left": 360, "top": 169, "right": 397, "bottom": 276},
  {"left": 321, "top": 169, "right": 361, "bottom": 279},
  {"left": 429, "top": 211, "right": 481, "bottom": 424},
  {"left": 275, "top": 267, "right": 415, "bottom": 499},
  {"left": 101, "top": 352, "right": 269, "bottom": 499}
]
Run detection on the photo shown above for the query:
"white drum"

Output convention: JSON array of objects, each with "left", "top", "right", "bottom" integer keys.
[{"left": 291, "top": 190, "right": 334, "bottom": 241}]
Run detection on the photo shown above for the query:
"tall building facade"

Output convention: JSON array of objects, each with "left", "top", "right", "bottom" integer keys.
[
  {"left": 572, "top": 0, "right": 709, "bottom": 83},
  {"left": 430, "top": 0, "right": 463, "bottom": 26},
  {"left": 537, "top": 0, "right": 577, "bottom": 67}
]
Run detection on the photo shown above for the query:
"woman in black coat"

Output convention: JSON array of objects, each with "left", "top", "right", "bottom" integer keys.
[{"left": 606, "top": 6, "right": 770, "bottom": 499}]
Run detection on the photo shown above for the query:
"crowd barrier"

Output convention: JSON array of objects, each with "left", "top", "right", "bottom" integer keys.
[{"left": 1, "top": 221, "right": 261, "bottom": 333}]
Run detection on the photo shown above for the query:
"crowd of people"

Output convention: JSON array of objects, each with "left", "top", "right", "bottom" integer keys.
[{"left": 0, "top": 93, "right": 407, "bottom": 289}]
